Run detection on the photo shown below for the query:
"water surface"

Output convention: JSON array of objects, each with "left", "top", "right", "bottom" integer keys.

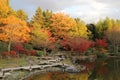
[{"left": 25, "top": 58, "right": 120, "bottom": 80}]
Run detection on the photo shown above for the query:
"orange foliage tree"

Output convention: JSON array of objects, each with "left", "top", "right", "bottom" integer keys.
[
  {"left": 0, "top": 15, "right": 30, "bottom": 51},
  {"left": 50, "top": 12, "right": 76, "bottom": 40}
]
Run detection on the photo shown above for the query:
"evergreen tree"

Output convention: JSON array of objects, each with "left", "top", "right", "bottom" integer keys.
[
  {"left": 86, "top": 24, "right": 99, "bottom": 41},
  {"left": 96, "top": 20, "right": 106, "bottom": 39},
  {"left": 104, "top": 17, "right": 113, "bottom": 30},
  {"left": 16, "top": 9, "right": 28, "bottom": 21},
  {"left": 43, "top": 9, "right": 52, "bottom": 29},
  {"left": 30, "top": 7, "right": 44, "bottom": 28}
]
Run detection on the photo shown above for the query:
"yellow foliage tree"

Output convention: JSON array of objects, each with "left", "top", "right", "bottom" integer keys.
[
  {"left": 69, "top": 18, "right": 89, "bottom": 39},
  {"left": 0, "top": 15, "right": 30, "bottom": 51},
  {"left": 0, "top": 0, "right": 10, "bottom": 18},
  {"left": 0, "top": 0, "right": 9, "bottom": 11}
]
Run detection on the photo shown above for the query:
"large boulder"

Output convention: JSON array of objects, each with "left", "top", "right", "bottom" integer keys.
[{"left": 64, "top": 66, "right": 80, "bottom": 73}]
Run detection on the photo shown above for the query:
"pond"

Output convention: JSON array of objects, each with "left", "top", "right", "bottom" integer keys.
[{"left": 25, "top": 57, "right": 120, "bottom": 80}]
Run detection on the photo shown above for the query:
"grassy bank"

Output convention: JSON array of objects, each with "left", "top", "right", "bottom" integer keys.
[{"left": 0, "top": 57, "right": 28, "bottom": 68}]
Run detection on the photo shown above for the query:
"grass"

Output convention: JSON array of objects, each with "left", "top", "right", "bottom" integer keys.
[
  {"left": 0, "top": 57, "right": 28, "bottom": 68},
  {"left": 62, "top": 58, "right": 73, "bottom": 65},
  {"left": 0, "top": 53, "right": 72, "bottom": 69}
]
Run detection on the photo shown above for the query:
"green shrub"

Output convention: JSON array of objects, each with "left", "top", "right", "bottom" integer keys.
[
  {"left": 0, "top": 41, "right": 7, "bottom": 52},
  {"left": 85, "top": 49, "right": 93, "bottom": 56},
  {"left": 36, "top": 51, "right": 44, "bottom": 56},
  {"left": 95, "top": 50, "right": 107, "bottom": 58},
  {"left": 23, "top": 44, "right": 33, "bottom": 50}
]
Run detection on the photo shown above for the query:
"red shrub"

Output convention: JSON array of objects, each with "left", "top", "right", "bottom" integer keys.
[
  {"left": 3, "top": 51, "right": 17, "bottom": 57},
  {"left": 61, "top": 37, "right": 94, "bottom": 53},
  {"left": 10, "top": 51, "right": 17, "bottom": 57},
  {"left": 31, "top": 50, "right": 36, "bottom": 56},
  {"left": 23, "top": 49, "right": 31, "bottom": 55},
  {"left": 3, "top": 51, "right": 10, "bottom": 57},
  {"left": 13, "top": 44, "right": 23, "bottom": 52},
  {"left": 95, "top": 38, "right": 108, "bottom": 48},
  {"left": 78, "top": 41, "right": 93, "bottom": 53}
]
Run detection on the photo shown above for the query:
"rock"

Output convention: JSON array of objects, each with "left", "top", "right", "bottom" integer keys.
[
  {"left": 0, "top": 72, "right": 3, "bottom": 77},
  {"left": 5, "top": 72, "right": 11, "bottom": 76},
  {"left": 80, "top": 65, "right": 86, "bottom": 71},
  {"left": 64, "top": 66, "right": 80, "bottom": 73}
]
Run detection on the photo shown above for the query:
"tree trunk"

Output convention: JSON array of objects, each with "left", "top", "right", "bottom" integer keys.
[
  {"left": 44, "top": 47, "right": 47, "bottom": 56},
  {"left": 116, "top": 45, "right": 119, "bottom": 54},
  {"left": 113, "top": 40, "right": 116, "bottom": 54},
  {"left": 8, "top": 39, "right": 11, "bottom": 52}
]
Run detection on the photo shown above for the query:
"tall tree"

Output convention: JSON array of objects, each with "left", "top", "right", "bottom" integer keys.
[
  {"left": 69, "top": 18, "right": 89, "bottom": 39},
  {"left": 30, "top": 26, "right": 47, "bottom": 48},
  {"left": 104, "top": 17, "right": 113, "bottom": 30},
  {"left": 86, "top": 24, "right": 99, "bottom": 41},
  {"left": 50, "top": 13, "right": 76, "bottom": 40},
  {"left": 0, "top": 0, "right": 10, "bottom": 18},
  {"left": 115, "top": 19, "right": 120, "bottom": 27},
  {"left": 30, "top": 7, "right": 44, "bottom": 28},
  {"left": 30, "top": 26, "right": 54, "bottom": 55},
  {"left": 43, "top": 9, "right": 52, "bottom": 29},
  {"left": 96, "top": 20, "right": 106, "bottom": 39},
  {"left": 95, "top": 17, "right": 114, "bottom": 39},
  {"left": 16, "top": 9, "right": 28, "bottom": 21},
  {"left": 0, "top": 16, "right": 30, "bottom": 51},
  {"left": 0, "top": 0, "right": 15, "bottom": 18},
  {"left": 106, "top": 27, "right": 120, "bottom": 54}
]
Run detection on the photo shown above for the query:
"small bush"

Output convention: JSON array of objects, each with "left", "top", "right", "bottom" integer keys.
[
  {"left": 10, "top": 51, "right": 17, "bottom": 57},
  {"left": 36, "top": 51, "right": 44, "bottom": 56},
  {"left": 31, "top": 50, "right": 36, "bottom": 56},
  {"left": 3, "top": 51, "right": 10, "bottom": 57},
  {"left": 13, "top": 44, "right": 23, "bottom": 53},
  {"left": 95, "top": 51, "right": 107, "bottom": 58},
  {"left": 3, "top": 50, "right": 17, "bottom": 58},
  {"left": 95, "top": 39, "right": 108, "bottom": 48},
  {"left": 23, "top": 49, "right": 31, "bottom": 55},
  {"left": 23, "top": 44, "right": 33, "bottom": 50},
  {"left": 0, "top": 41, "right": 7, "bottom": 52}
]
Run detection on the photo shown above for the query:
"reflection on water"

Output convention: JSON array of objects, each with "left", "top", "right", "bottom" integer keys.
[
  {"left": 89, "top": 58, "right": 120, "bottom": 80},
  {"left": 25, "top": 58, "right": 120, "bottom": 80},
  {"left": 26, "top": 72, "right": 88, "bottom": 80}
]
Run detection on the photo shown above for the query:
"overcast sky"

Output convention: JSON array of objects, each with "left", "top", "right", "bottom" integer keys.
[{"left": 10, "top": 0, "right": 120, "bottom": 23}]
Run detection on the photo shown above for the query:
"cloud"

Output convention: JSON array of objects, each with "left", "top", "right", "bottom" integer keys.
[
  {"left": 58, "top": 0, "right": 108, "bottom": 23},
  {"left": 10, "top": 0, "right": 120, "bottom": 23}
]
